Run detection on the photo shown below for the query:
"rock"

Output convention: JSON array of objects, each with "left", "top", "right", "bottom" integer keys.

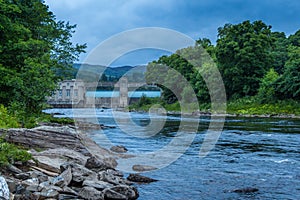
[
  {"left": 58, "top": 194, "right": 80, "bottom": 199},
  {"left": 6, "top": 164, "right": 23, "bottom": 174},
  {"left": 5, "top": 178, "right": 17, "bottom": 193},
  {"left": 127, "top": 174, "right": 158, "bottom": 183},
  {"left": 22, "top": 178, "right": 39, "bottom": 187},
  {"left": 110, "top": 145, "right": 128, "bottom": 153},
  {"left": 26, "top": 184, "right": 40, "bottom": 192},
  {"left": 30, "top": 171, "right": 49, "bottom": 183},
  {"left": 51, "top": 166, "right": 72, "bottom": 187},
  {"left": 78, "top": 186, "right": 104, "bottom": 200},
  {"left": 0, "top": 176, "right": 10, "bottom": 200},
  {"left": 132, "top": 164, "right": 158, "bottom": 172},
  {"left": 85, "top": 156, "right": 111, "bottom": 171},
  {"left": 71, "top": 163, "right": 98, "bottom": 184},
  {"left": 82, "top": 180, "right": 113, "bottom": 191},
  {"left": 15, "top": 184, "right": 26, "bottom": 194},
  {"left": 233, "top": 187, "right": 259, "bottom": 193},
  {"left": 40, "top": 188, "right": 59, "bottom": 199},
  {"left": 34, "top": 148, "right": 89, "bottom": 166},
  {"left": 34, "top": 155, "right": 65, "bottom": 173},
  {"left": 103, "top": 185, "right": 139, "bottom": 200},
  {"left": 62, "top": 186, "right": 79, "bottom": 196},
  {"left": 103, "top": 188, "right": 127, "bottom": 200},
  {"left": 106, "top": 169, "right": 124, "bottom": 177},
  {"left": 98, "top": 171, "right": 129, "bottom": 186},
  {"left": 15, "top": 172, "right": 31, "bottom": 180}
]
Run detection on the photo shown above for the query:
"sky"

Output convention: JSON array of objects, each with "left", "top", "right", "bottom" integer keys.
[{"left": 44, "top": 0, "right": 300, "bottom": 66}]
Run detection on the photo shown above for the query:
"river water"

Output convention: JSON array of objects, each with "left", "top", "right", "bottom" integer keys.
[{"left": 45, "top": 108, "right": 300, "bottom": 200}]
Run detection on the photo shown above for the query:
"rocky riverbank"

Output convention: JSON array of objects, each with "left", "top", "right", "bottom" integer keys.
[{"left": 0, "top": 125, "right": 146, "bottom": 200}]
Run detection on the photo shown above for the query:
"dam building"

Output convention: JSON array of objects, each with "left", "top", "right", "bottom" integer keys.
[{"left": 47, "top": 78, "right": 161, "bottom": 108}]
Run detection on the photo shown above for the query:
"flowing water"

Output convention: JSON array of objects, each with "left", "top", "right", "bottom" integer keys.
[{"left": 45, "top": 108, "right": 300, "bottom": 200}]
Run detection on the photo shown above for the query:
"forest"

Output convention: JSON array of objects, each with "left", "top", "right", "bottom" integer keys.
[{"left": 143, "top": 20, "right": 300, "bottom": 115}]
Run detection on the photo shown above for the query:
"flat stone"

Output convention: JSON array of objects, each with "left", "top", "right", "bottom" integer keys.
[
  {"left": 34, "top": 156, "right": 65, "bottom": 173},
  {"left": 127, "top": 174, "right": 158, "bottom": 183},
  {"left": 110, "top": 145, "right": 128, "bottom": 153},
  {"left": 233, "top": 187, "right": 259, "bottom": 193},
  {"left": 34, "top": 148, "right": 88, "bottom": 166},
  {"left": 132, "top": 164, "right": 158, "bottom": 172}
]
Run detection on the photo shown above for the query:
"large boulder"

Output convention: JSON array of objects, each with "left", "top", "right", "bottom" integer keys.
[{"left": 2, "top": 126, "right": 88, "bottom": 154}]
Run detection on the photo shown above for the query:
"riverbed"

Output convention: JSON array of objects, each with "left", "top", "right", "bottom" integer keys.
[{"left": 45, "top": 108, "right": 300, "bottom": 199}]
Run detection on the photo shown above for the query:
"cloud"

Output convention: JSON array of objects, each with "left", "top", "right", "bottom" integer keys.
[{"left": 44, "top": 0, "right": 300, "bottom": 65}]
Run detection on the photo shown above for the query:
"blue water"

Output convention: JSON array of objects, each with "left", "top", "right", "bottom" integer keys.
[
  {"left": 86, "top": 91, "right": 161, "bottom": 98},
  {"left": 45, "top": 109, "right": 300, "bottom": 199}
]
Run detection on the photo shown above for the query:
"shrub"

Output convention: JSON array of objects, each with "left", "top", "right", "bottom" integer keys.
[
  {"left": 0, "top": 105, "right": 19, "bottom": 129},
  {"left": 0, "top": 138, "right": 32, "bottom": 166}
]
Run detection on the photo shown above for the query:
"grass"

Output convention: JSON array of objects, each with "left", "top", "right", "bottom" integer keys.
[
  {"left": 128, "top": 96, "right": 300, "bottom": 116},
  {"left": 128, "top": 98, "right": 211, "bottom": 113},
  {"left": 227, "top": 97, "right": 300, "bottom": 116}
]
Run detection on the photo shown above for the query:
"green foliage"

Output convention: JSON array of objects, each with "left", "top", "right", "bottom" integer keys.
[
  {"left": 216, "top": 20, "right": 274, "bottom": 98},
  {"left": 137, "top": 94, "right": 151, "bottom": 107},
  {"left": 0, "top": 105, "right": 19, "bottom": 129},
  {"left": 0, "top": 138, "right": 32, "bottom": 166},
  {"left": 0, "top": 0, "right": 86, "bottom": 115},
  {"left": 257, "top": 68, "right": 279, "bottom": 103},
  {"left": 227, "top": 97, "right": 300, "bottom": 115},
  {"left": 276, "top": 46, "right": 300, "bottom": 100},
  {"left": 270, "top": 32, "right": 289, "bottom": 74}
]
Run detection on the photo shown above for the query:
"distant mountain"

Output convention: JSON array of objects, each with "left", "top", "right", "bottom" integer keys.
[{"left": 72, "top": 63, "right": 146, "bottom": 82}]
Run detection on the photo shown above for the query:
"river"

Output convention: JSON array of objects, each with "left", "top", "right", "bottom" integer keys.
[{"left": 45, "top": 108, "right": 300, "bottom": 200}]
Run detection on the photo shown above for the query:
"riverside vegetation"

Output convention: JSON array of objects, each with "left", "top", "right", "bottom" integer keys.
[{"left": 131, "top": 20, "right": 300, "bottom": 116}]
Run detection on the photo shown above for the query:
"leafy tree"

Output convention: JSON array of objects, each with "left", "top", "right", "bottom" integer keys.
[
  {"left": 216, "top": 20, "right": 274, "bottom": 98},
  {"left": 270, "top": 32, "right": 289, "bottom": 74},
  {"left": 196, "top": 38, "right": 216, "bottom": 61},
  {"left": 276, "top": 45, "right": 300, "bottom": 100},
  {"left": 0, "top": 0, "right": 86, "bottom": 114},
  {"left": 257, "top": 68, "right": 279, "bottom": 103}
]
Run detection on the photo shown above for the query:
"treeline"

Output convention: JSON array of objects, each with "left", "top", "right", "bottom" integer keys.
[
  {"left": 145, "top": 20, "right": 300, "bottom": 108},
  {"left": 0, "top": 0, "right": 85, "bottom": 118}
]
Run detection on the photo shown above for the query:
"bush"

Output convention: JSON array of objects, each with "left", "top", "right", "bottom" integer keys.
[
  {"left": 0, "top": 105, "right": 19, "bottom": 129},
  {"left": 0, "top": 138, "right": 32, "bottom": 166}
]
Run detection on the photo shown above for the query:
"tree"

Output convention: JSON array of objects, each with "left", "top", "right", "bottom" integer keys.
[
  {"left": 270, "top": 32, "right": 289, "bottom": 74},
  {"left": 216, "top": 20, "right": 274, "bottom": 99},
  {"left": 0, "top": 0, "right": 86, "bottom": 113},
  {"left": 257, "top": 68, "right": 279, "bottom": 103},
  {"left": 276, "top": 45, "right": 300, "bottom": 100}
]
